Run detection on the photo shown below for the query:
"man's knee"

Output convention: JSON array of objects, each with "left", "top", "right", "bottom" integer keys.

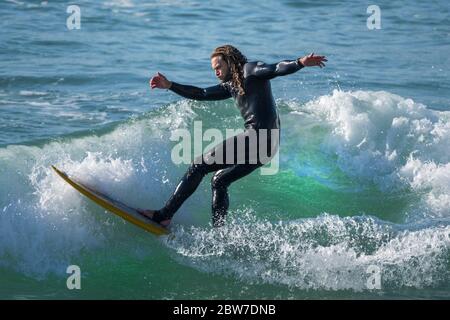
[
  {"left": 211, "top": 172, "right": 228, "bottom": 190},
  {"left": 187, "top": 162, "right": 208, "bottom": 178}
]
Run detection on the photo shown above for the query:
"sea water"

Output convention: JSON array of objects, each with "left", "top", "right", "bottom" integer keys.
[{"left": 0, "top": 0, "right": 449, "bottom": 299}]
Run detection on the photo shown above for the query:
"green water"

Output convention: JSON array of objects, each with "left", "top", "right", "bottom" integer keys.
[{"left": 1, "top": 93, "right": 449, "bottom": 299}]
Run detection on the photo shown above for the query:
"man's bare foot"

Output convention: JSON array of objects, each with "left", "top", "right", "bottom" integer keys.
[{"left": 137, "top": 209, "right": 171, "bottom": 227}]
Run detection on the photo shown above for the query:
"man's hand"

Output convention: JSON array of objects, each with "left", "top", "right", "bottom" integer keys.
[
  {"left": 299, "top": 53, "right": 327, "bottom": 68},
  {"left": 149, "top": 72, "right": 172, "bottom": 89}
]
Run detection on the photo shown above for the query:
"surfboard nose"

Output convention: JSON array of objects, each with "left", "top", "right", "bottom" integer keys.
[{"left": 51, "top": 165, "right": 170, "bottom": 236}]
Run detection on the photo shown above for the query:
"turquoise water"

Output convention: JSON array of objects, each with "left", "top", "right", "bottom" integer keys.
[{"left": 0, "top": 0, "right": 449, "bottom": 299}]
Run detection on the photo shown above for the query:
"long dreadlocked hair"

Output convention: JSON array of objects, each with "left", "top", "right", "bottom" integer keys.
[{"left": 211, "top": 45, "right": 248, "bottom": 96}]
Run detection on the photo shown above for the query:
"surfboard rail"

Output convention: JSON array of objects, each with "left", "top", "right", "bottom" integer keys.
[{"left": 52, "top": 165, "right": 170, "bottom": 236}]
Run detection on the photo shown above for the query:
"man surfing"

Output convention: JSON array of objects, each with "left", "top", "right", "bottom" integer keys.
[{"left": 139, "top": 45, "right": 327, "bottom": 227}]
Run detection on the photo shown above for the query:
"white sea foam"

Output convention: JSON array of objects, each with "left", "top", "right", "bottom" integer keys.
[
  {"left": 289, "top": 90, "right": 450, "bottom": 217},
  {"left": 19, "top": 91, "right": 48, "bottom": 96},
  {"left": 0, "top": 100, "right": 197, "bottom": 276},
  {"left": 167, "top": 211, "right": 450, "bottom": 291},
  {"left": 0, "top": 92, "right": 448, "bottom": 290}
]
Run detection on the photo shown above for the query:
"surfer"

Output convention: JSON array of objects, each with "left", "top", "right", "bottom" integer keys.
[{"left": 139, "top": 45, "right": 327, "bottom": 227}]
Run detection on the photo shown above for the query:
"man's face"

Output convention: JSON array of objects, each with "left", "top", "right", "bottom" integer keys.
[{"left": 211, "top": 55, "right": 229, "bottom": 81}]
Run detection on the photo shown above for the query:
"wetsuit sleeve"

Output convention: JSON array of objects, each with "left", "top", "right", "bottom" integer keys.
[
  {"left": 169, "top": 82, "right": 231, "bottom": 101},
  {"left": 245, "top": 60, "right": 304, "bottom": 80}
]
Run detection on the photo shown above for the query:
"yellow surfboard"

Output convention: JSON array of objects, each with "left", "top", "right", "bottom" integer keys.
[{"left": 52, "top": 165, "right": 170, "bottom": 236}]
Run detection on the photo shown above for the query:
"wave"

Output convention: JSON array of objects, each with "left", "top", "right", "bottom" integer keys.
[
  {"left": 286, "top": 90, "right": 450, "bottom": 218},
  {"left": 0, "top": 100, "right": 196, "bottom": 276},
  {"left": 167, "top": 211, "right": 450, "bottom": 291},
  {"left": 0, "top": 90, "right": 448, "bottom": 291}
]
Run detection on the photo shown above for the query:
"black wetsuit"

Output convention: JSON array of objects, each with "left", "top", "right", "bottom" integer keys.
[{"left": 155, "top": 59, "right": 304, "bottom": 226}]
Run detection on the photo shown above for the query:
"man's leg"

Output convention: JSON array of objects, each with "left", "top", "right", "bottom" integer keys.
[
  {"left": 210, "top": 163, "right": 261, "bottom": 227},
  {"left": 139, "top": 129, "right": 273, "bottom": 226},
  {"left": 209, "top": 127, "right": 280, "bottom": 226},
  {"left": 158, "top": 162, "right": 216, "bottom": 219},
  {"left": 139, "top": 140, "right": 231, "bottom": 224},
  {"left": 140, "top": 161, "right": 220, "bottom": 223}
]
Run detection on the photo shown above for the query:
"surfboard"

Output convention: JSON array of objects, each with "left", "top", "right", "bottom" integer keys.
[{"left": 52, "top": 165, "right": 170, "bottom": 236}]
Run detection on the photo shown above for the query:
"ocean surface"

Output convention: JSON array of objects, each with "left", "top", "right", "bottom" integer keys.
[{"left": 0, "top": 0, "right": 449, "bottom": 299}]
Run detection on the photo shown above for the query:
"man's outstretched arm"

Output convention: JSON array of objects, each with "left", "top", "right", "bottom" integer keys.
[
  {"left": 245, "top": 53, "right": 327, "bottom": 80},
  {"left": 150, "top": 72, "right": 231, "bottom": 101},
  {"left": 169, "top": 82, "right": 231, "bottom": 101}
]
